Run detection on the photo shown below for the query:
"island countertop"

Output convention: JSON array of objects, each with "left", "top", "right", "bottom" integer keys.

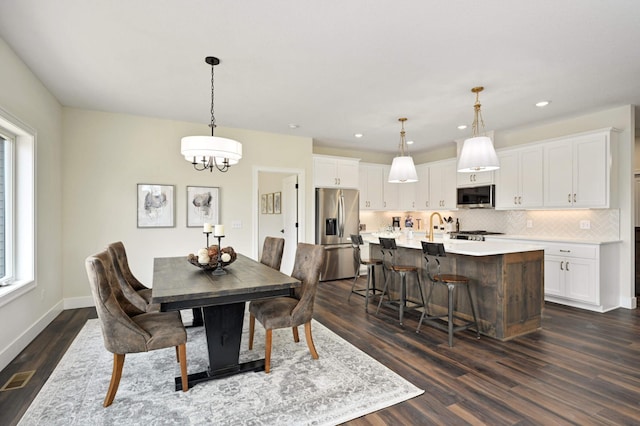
[{"left": 363, "top": 233, "right": 545, "bottom": 256}]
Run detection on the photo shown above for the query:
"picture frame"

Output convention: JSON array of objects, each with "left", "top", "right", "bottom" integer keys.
[
  {"left": 137, "top": 184, "right": 175, "bottom": 228},
  {"left": 267, "top": 193, "right": 274, "bottom": 214},
  {"left": 261, "top": 194, "right": 267, "bottom": 214},
  {"left": 274, "top": 192, "right": 281, "bottom": 214},
  {"left": 187, "top": 186, "right": 220, "bottom": 227}
]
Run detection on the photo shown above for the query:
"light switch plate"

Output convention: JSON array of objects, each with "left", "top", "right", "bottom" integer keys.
[
  {"left": 579, "top": 220, "right": 591, "bottom": 229},
  {"left": 232, "top": 220, "right": 242, "bottom": 229}
]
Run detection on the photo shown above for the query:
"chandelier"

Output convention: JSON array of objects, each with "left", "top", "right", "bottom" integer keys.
[
  {"left": 457, "top": 86, "right": 499, "bottom": 172},
  {"left": 388, "top": 117, "right": 418, "bottom": 183},
  {"left": 181, "top": 57, "right": 242, "bottom": 172}
]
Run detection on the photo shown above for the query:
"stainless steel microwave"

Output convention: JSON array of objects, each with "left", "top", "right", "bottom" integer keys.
[{"left": 456, "top": 184, "right": 495, "bottom": 208}]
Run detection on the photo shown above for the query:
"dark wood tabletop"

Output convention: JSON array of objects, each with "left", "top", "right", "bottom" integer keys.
[{"left": 152, "top": 254, "right": 301, "bottom": 310}]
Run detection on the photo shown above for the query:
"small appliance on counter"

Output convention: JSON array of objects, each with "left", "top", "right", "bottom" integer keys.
[
  {"left": 392, "top": 216, "right": 401, "bottom": 229},
  {"left": 450, "top": 230, "right": 504, "bottom": 241}
]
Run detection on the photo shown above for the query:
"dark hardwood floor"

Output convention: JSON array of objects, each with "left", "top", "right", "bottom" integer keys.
[{"left": 2, "top": 278, "right": 640, "bottom": 425}]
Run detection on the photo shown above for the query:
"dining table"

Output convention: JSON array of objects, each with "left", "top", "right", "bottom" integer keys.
[{"left": 151, "top": 254, "right": 300, "bottom": 390}]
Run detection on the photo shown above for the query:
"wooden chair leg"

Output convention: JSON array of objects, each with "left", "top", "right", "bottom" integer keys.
[
  {"left": 265, "top": 329, "right": 272, "bottom": 373},
  {"left": 178, "top": 343, "right": 188, "bottom": 392},
  {"left": 304, "top": 322, "right": 319, "bottom": 360},
  {"left": 248, "top": 313, "right": 255, "bottom": 350},
  {"left": 175, "top": 346, "right": 180, "bottom": 362},
  {"left": 104, "top": 353, "right": 125, "bottom": 407},
  {"left": 292, "top": 326, "right": 300, "bottom": 342}
]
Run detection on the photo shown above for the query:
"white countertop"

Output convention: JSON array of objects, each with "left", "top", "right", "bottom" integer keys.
[
  {"left": 363, "top": 233, "right": 545, "bottom": 257},
  {"left": 483, "top": 234, "right": 621, "bottom": 245}
]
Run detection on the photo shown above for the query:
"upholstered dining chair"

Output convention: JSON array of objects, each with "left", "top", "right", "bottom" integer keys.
[
  {"left": 108, "top": 241, "right": 158, "bottom": 312},
  {"left": 248, "top": 242, "right": 325, "bottom": 373},
  {"left": 260, "top": 236, "right": 285, "bottom": 271},
  {"left": 85, "top": 250, "right": 188, "bottom": 407}
]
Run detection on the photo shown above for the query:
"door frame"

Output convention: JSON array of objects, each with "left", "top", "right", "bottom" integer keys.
[{"left": 252, "top": 166, "right": 306, "bottom": 261}]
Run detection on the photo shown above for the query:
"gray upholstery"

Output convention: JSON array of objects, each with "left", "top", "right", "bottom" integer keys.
[
  {"left": 260, "top": 237, "right": 285, "bottom": 271},
  {"left": 108, "top": 241, "right": 159, "bottom": 312},
  {"left": 86, "top": 250, "right": 187, "bottom": 354},
  {"left": 248, "top": 243, "right": 325, "bottom": 371},
  {"left": 85, "top": 250, "right": 189, "bottom": 405}
]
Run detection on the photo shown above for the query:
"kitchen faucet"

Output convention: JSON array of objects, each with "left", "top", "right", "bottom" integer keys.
[{"left": 428, "top": 212, "right": 443, "bottom": 241}]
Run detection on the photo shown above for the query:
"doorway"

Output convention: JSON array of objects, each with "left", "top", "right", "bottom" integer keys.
[{"left": 253, "top": 167, "right": 305, "bottom": 275}]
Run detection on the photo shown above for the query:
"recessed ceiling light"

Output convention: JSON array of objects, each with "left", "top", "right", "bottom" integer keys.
[
  {"left": 288, "top": 123, "right": 299, "bottom": 129},
  {"left": 535, "top": 100, "right": 551, "bottom": 108},
  {"left": 354, "top": 133, "right": 363, "bottom": 138},
  {"left": 406, "top": 140, "right": 414, "bottom": 145},
  {"left": 457, "top": 124, "right": 468, "bottom": 130}
]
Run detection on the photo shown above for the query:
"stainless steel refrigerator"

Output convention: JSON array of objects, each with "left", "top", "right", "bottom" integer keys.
[{"left": 315, "top": 188, "right": 359, "bottom": 281}]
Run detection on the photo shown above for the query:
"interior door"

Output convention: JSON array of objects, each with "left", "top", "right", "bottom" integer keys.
[{"left": 280, "top": 174, "right": 298, "bottom": 275}]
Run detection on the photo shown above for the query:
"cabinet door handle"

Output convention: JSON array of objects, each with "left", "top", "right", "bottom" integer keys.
[
  {"left": 518, "top": 196, "right": 522, "bottom": 204},
  {"left": 568, "top": 194, "right": 571, "bottom": 203},
  {"left": 566, "top": 261, "right": 570, "bottom": 271},
  {"left": 560, "top": 249, "right": 571, "bottom": 253},
  {"left": 573, "top": 193, "right": 577, "bottom": 203},
  {"left": 384, "top": 201, "right": 387, "bottom": 207},
  {"left": 560, "top": 261, "right": 564, "bottom": 270},
  {"left": 514, "top": 196, "right": 517, "bottom": 205},
  {"left": 426, "top": 201, "right": 429, "bottom": 207}
]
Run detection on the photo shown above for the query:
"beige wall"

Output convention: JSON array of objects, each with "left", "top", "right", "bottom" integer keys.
[
  {"left": 0, "top": 38, "right": 64, "bottom": 369},
  {"left": 62, "top": 109, "right": 314, "bottom": 303}
]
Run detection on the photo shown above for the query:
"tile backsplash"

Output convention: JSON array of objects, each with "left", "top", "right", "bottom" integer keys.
[{"left": 360, "top": 208, "right": 620, "bottom": 240}]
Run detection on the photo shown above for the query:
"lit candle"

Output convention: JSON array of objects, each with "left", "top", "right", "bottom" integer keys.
[
  {"left": 214, "top": 224, "right": 224, "bottom": 236},
  {"left": 203, "top": 223, "right": 213, "bottom": 233}
]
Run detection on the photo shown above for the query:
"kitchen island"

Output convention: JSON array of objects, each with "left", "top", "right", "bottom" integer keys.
[{"left": 366, "top": 234, "right": 545, "bottom": 341}]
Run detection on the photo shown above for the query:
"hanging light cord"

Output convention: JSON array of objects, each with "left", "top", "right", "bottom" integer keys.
[
  {"left": 471, "top": 87, "right": 485, "bottom": 138},
  {"left": 398, "top": 117, "right": 408, "bottom": 156}
]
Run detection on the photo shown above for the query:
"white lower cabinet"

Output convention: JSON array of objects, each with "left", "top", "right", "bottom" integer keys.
[{"left": 486, "top": 237, "right": 620, "bottom": 312}]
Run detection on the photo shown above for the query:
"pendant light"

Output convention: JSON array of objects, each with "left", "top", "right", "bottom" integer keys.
[
  {"left": 388, "top": 117, "right": 418, "bottom": 183},
  {"left": 457, "top": 86, "right": 499, "bottom": 172},
  {"left": 181, "top": 57, "right": 242, "bottom": 172}
]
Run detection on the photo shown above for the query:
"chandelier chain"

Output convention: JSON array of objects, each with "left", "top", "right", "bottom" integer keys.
[{"left": 210, "top": 64, "right": 216, "bottom": 136}]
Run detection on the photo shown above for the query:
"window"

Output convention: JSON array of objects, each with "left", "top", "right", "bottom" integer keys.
[{"left": 0, "top": 107, "right": 35, "bottom": 306}]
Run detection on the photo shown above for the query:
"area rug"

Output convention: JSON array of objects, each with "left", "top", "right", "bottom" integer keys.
[{"left": 19, "top": 312, "right": 423, "bottom": 425}]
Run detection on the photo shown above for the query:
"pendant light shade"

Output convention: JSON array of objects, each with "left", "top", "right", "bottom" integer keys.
[
  {"left": 388, "top": 117, "right": 418, "bottom": 183},
  {"left": 457, "top": 86, "right": 499, "bottom": 172},
  {"left": 180, "top": 56, "right": 242, "bottom": 173}
]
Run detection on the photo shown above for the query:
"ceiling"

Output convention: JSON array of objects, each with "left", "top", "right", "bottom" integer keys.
[{"left": 1, "top": 1, "right": 639, "bottom": 155}]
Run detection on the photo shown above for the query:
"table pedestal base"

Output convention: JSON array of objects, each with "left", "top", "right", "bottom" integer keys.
[{"left": 174, "top": 302, "right": 264, "bottom": 390}]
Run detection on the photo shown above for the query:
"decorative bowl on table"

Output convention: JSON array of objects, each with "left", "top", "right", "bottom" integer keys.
[{"left": 187, "top": 245, "right": 237, "bottom": 270}]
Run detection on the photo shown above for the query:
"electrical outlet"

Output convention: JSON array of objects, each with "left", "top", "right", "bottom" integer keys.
[
  {"left": 526, "top": 220, "right": 533, "bottom": 228},
  {"left": 580, "top": 220, "right": 591, "bottom": 229},
  {"left": 232, "top": 220, "right": 242, "bottom": 229}
]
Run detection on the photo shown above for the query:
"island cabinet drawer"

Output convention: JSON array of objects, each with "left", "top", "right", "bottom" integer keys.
[{"left": 543, "top": 243, "right": 596, "bottom": 259}]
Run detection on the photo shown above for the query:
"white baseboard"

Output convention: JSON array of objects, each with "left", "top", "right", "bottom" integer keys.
[
  {"left": 0, "top": 300, "right": 64, "bottom": 372},
  {"left": 64, "top": 295, "right": 94, "bottom": 310}
]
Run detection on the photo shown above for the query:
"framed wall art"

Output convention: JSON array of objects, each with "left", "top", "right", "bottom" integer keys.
[
  {"left": 267, "top": 193, "right": 274, "bottom": 214},
  {"left": 187, "top": 186, "right": 220, "bottom": 227},
  {"left": 274, "top": 192, "right": 281, "bottom": 214},
  {"left": 137, "top": 184, "right": 175, "bottom": 228},
  {"left": 261, "top": 194, "right": 267, "bottom": 214}
]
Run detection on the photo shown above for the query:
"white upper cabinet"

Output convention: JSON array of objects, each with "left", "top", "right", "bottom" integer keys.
[
  {"left": 495, "top": 145, "right": 544, "bottom": 209},
  {"left": 359, "top": 163, "right": 384, "bottom": 210},
  {"left": 382, "top": 165, "right": 400, "bottom": 210},
  {"left": 313, "top": 155, "right": 360, "bottom": 188},
  {"left": 415, "top": 164, "right": 431, "bottom": 210},
  {"left": 456, "top": 170, "right": 494, "bottom": 187},
  {"left": 543, "top": 129, "right": 612, "bottom": 208},
  {"left": 429, "top": 159, "right": 457, "bottom": 210}
]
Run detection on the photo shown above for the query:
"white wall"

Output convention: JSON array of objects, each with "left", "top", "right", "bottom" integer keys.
[
  {"left": 0, "top": 38, "right": 64, "bottom": 370},
  {"left": 62, "top": 108, "right": 314, "bottom": 304}
]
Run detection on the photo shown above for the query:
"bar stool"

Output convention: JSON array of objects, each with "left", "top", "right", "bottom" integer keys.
[
  {"left": 348, "top": 234, "right": 384, "bottom": 312},
  {"left": 376, "top": 237, "right": 425, "bottom": 326},
  {"left": 417, "top": 241, "right": 480, "bottom": 347}
]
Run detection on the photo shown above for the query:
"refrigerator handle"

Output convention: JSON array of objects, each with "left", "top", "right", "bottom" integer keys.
[{"left": 338, "top": 193, "right": 345, "bottom": 238}]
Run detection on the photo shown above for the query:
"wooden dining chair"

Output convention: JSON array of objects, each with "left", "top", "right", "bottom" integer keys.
[
  {"left": 260, "top": 236, "right": 285, "bottom": 271},
  {"left": 85, "top": 250, "right": 189, "bottom": 406},
  {"left": 248, "top": 243, "right": 325, "bottom": 373}
]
